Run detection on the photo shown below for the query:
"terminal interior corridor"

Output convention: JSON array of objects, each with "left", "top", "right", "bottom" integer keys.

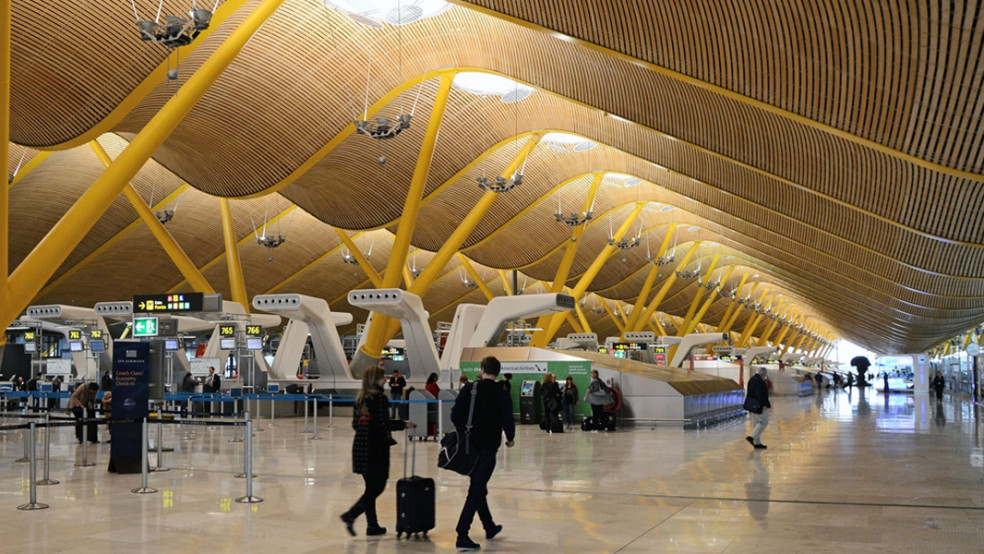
[{"left": 2, "top": 389, "right": 984, "bottom": 553}]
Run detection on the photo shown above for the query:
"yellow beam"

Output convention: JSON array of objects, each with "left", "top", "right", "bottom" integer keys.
[
  {"left": 721, "top": 282, "right": 760, "bottom": 334},
  {"left": 652, "top": 314, "right": 667, "bottom": 336},
  {"left": 574, "top": 301, "right": 591, "bottom": 333},
  {"left": 678, "top": 254, "right": 722, "bottom": 334},
  {"left": 683, "top": 265, "right": 735, "bottom": 336},
  {"left": 382, "top": 74, "right": 453, "bottom": 289},
  {"left": 614, "top": 302, "right": 630, "bottom": 327},
  {"left": 359, "top": 135, "right": 542, "bottom": 358},
  {"left": 565, "top": 312, "right": 583, "bottom": 334},
  {"left": 89, "top": 141, "right": 215, "bottom": 294},
  {"left": 536, "top": 202, "right": 647, "bottom": 346},
  {"left": 8, "top": 150, "right": 52, "bottom": 188},
  {"left": 600, "top": 299, "right": 625, "bottom": 334},
  {"left": 402, "top": 264, "right": 415, "bottom": 289},
  {"left": 632, "top": 241, "right": 701, "bottom": 336},
  {"left": 1, "top": 0, "right": 8, "bottom": 306},
  {"left": 756, "top": 302, "right": 786, "bottom": 346},
  {"left": 220, "top": 199, "right": 249, "bottom": 311},
  {"left": 456, "top": 253, "right": 495, "bottom": 301},
  {"left": 625, "top": 224, "right": 677, "bottom": 331},
  {"left": 334, "top": 228, "right": 383, "bottom": 288},
  {"left": 715, "top": 273, "right": 750, "bottom": 333},
  {"left": 736, "top": 292, "right": 773, "bottom": 347},
  {"left": 498, "top": 270, "right": 514, "bottom": 296},
  {"left": 1, "top": 0, "right": 285, "bottom": 331}
]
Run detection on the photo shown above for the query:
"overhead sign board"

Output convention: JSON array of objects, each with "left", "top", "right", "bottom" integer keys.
[
  {"left": 90, "top": 329, "right": 103, "bottom": 339},
  {"left": 612, "top": 342, "right": 647, "bottom": 351},
  {"left": 133, "top": 293, "right": 204, "bottom": 313},
  {"left": 132, "top": 317, "right": 159, "bottom": 337},
  {"left": 219, "top": 324, "right": 236, "bottom": 337},
  {"left": 24, "top": 331, "right": 35, "bottom": 340},
  {"left": 245, "top": 325, "right": 262, "bottom": 337},
  {"left": 68, "top": 329, "right": 82, "bottom": 340}
]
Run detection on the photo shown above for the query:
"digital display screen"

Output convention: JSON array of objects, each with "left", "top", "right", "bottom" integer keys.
[
  {"left": 164, "top": 339, "right": 180, "bottom": 351},
  {"left": 612, "top": 342, "right": 647, "bottom": 351},
  {"left": 267, "top": 384, "right": 280, "bottom": 393},
  {"left": 133, "top": 293, "right": 204, "bottom": 313},
  {"left": 380, "top": 346, "right": 405, "bottom": 360},
  {"left": 69, "top": 341, "right": 84, "bottom": 352},
  {"left": 246, "top": 337, "right": 263, "bottom": 351},
  {"left": 521, "top": 382, "right": 535, "bottom": 395},
  {"left": 89, "top": 340, "right": 105, "bottom": 352},
  {"left": 24, "top": 342, "right": 36, "bottom": 353},
  {"left": 220, "top": 338, "right": 236, "bottom": 350}
]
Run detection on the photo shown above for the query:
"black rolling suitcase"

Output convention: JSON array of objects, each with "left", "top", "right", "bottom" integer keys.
[{"left": 396, "top": 431, "right": 435, "bottom": 539}]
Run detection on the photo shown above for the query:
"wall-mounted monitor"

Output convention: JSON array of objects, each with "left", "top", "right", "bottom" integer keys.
[
  {"left": 164, "top": 339, "right": 180, "bottom": 351},
  {"left": 266, "top": 384, "right": 280, "bottom": 393},
  {"left": 69, "top": 341, "right": 84, "bottom": 352},
  {"left": 220, "top": 338, "right": 236, "bottom": 350},
  {"left": 245, "top": 337, "right": 263, "bottom": 351},
  {"left": 89, "top": 340, "right": 105, "bottom": 353},
  {"left": 23, "top": 342, "right": 36, "bottom": 353}
]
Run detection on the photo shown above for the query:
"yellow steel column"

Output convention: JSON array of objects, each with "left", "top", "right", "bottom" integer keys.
[
  {"left": 772, "top": 314, "right": 800, "bottom": 347},
  {"left": 652, "top": 314, "right": 667, "bottom": 336},
  {"left": 532, "top": 172, "right": 604, "bottom": 336},
  {"left": 756, "top": 303, "right": 786, "bottom": 346},
  {"left": 7, "top": 151, "right": 53, "bottom": 188},
  {"left": 456, "top": 253, "right": 494, "bottom": 301},
  {"left": 564, "top": 312, "right": 583, "bottom": 334},
  {"left": 678, "top": 254, "right": 722, "bottom": 334},
  {"left": 498, "top": 270, "right": 514, "bottom": 295},
  {"left": 335, "top": 229, "right": 383, "bottom": 287},
  {"left": 600, "top": 299, "right": 625, "bottom": 334},
  {"left": 722, "top": 282, "right": 761, "bottom": 334},
  {"left": 359, "top": 135, "right": 542, "bottom": 358},
  {"left": 0, "top": 0, "right": 9, "bottom": 307},
  {"left": 382, "top": 74, "right": 453, "bottom": 289},
  {"left": 535, "top": 202, "right": 647, "bottom": 346},
  {"left": 715, "top": 273, "right": 749, "bottom": 333},
  {"left": 625, "top": 225, "right": 677, "bottom": 332},
  {"left": 2, "top": 0, "right": 286, "bottom": 330},
  {"left": 90, "top": 141, "right": 215, "bottom": 293},
  {"left": 574, "top": 301, "right": 591, "bottom": 333},
  {"left": 737, "top": 293, "right": 774, "bottom": 347},
  {"left": 632, "top": 241, "right": 701, "bottom": 336},
  {"left": 614, "top": 302, "right": 630, "bottom": 327},
  {"left": 683, "top": 265, "right": 735, "bottom": 336},
  {"left": 219, "top": 199, "right": 249, "bottom": 310}
]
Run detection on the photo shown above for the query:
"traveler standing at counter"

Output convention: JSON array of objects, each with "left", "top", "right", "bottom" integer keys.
[
  {"left": 341, "top": 366, "right": 411, "bottom": 537},
  {"left": 68, "top": 382, "right": 99, "bottom": 444},
  {"left": 388, "top": 369, "right": 406, "bottom": 418},
  {"left": 425, "top": 372, "right": 440, "bottom": 398}
]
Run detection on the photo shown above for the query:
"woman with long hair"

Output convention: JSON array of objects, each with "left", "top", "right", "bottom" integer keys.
[{"left": 341, "top": 366, "right": 412, "bottom": 536}]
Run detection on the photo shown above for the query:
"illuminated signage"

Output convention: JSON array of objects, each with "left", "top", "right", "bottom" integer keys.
[
  {"left": 24, "top": 331, "right": 35, "bottom": 340},
  {"left": 380, "top": 346, "right": 406, "bottom": 361},
  {"left": 652, "top": 345, "right": 667, "bottom": 365},
  {"left": 612, "top": 342, "right": 647, "bottom": 351},
  {"left": 133, "top": 293, "right": 204, "bottom": 313},
  {"left": 90, "top": 329, "right": 103, "bottom": 339},
  {"left": 219, "top": 325, "right": 236, "bottom": 337},
  {"left": 245, "top": 325, "right": 262, "bottom": 337},
  {"left": 133, "top": 317, "right": 159, "bottom": 337},
  {"left": 68, "top": 329, "right": 82, "bottom": 340}
]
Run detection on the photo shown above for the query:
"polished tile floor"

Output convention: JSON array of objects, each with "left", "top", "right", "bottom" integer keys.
[{"left": 2, "top": 389, "right": 984, "bottom": 553}]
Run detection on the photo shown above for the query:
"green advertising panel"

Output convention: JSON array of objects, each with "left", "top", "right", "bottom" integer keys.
[{"left": 460, "top": 359, "right": 594, "bottom": 418}]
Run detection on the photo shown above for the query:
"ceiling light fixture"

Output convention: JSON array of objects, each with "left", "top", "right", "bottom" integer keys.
[{"left": 133, "top": 0, "right": 214, "bottom": 48}]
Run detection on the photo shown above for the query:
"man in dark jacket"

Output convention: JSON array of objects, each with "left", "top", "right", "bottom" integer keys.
[
  {"left": 451, "top": 356, "right": 515, "bottom": 551},
  {"left": 745, "top": 367, "right": 772, "bottom": 449}
]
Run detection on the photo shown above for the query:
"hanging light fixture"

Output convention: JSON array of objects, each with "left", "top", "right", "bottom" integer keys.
[
  {"left": 476, "top": 78, "right": 529, "bottom": 194},
  {"left": 608, "top": 217, "right": 641, "bottom": 250},
  {"left": 554, "top": 191, "right": 593, "bottom": 227},
  {"left": 458, "top": 267, "right": 477, "bottom": 289},
  {"left": 133, "top": 0, "right": 215, "bottom": 48}
]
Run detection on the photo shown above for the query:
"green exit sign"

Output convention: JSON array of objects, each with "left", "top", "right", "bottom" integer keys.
[{"left": 133, "top": 317, "right": 159, "bottom": 337}]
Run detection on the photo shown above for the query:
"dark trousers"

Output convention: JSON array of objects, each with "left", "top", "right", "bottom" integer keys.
[
  {"left": 70, "top": 407, "right": 98, "bottom": 443},
  {"left": 591, "top": 403, "right": 609, "bottom": 426},
  {"left": 344, "top": 471, "right": 388, "bottom": 527},
  {"left": 456, "top": 447, "right": 498, "bottom": 537}
]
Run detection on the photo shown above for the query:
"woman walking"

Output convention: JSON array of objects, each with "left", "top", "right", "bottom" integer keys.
[{"left": 341, "top": 366, "right": 412, "bottom": 536}]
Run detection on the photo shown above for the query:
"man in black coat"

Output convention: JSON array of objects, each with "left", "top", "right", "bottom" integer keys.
[
  {"left": 451, "top": 356, "right": 515, "bottom": 551},
  {"left": 745, "top": 366, "right": 772, "bottom": 449}
]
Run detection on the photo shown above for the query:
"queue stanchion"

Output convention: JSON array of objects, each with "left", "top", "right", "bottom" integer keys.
[
  {"left": 15, "top": 403, "right": 30, "bottom": 463},
  {"left": 153, "top": 410, "right": 170, "bottom": 472},
  {"left": 269, "top": 394, "right": 276, "bottom": 427},
  {"left": 235, "top": 418, "right": 262, "bottom": 504},
  {"left": 437, "top": 398, "right": 443, "bottom": 438},
  {"left": 251, "top": 394, "right": 264, "bottom": 432},
  {"left": 17, "top": 423, "right": 49, "bottom": 511},
  {"left": 36, "top": 411, "right": 59, "bottom": 486},
  {"left": 131, "top": 418, "right": 158, "bottom": 494},
  {"left": 328, "top": 395, "right": 334, "bottom": 429},
  {"left": 75, "top": 407, "right": 95, "bottom": 467},
  {"left": 302, "top": 395, "right": 311, "bottom": 433},
  {"left": 229, "top": 402, "right": 245, "bottom": 443},
  {"left": 310, "top": 397, "right": 321, "bottom": 440}
]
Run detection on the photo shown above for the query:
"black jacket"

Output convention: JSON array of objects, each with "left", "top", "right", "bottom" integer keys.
[
  {"left": 351, "top": 392, "right": 406, "bottom": 476},
  {"left": 542, "top": 381, "right": 562, "bottom": 412},
  {"left": 452, "top": 379, "right": 515, "bottom": 450},
  {"left": 746, "top": 373, "right": 771, "bottom": 410}
]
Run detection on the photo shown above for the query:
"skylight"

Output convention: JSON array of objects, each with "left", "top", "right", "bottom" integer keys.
[
  {"left": 325, "top": 0, "right": 450, "bottom": 27},
  {"left": 452, "top": 72, "right": 534, "bottom": 103},
  {"left": 541, "top": 132, "right": 596, "bottom": 153},
  {"left": 604, "top": 172, "right": 642, "bottom": 186}
]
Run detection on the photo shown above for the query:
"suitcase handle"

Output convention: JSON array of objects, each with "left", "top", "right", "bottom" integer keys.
[{"left": 403, "top": 428, "right": 417, "bottom": 478}]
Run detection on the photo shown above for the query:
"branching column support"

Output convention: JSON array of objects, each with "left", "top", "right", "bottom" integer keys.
[
  {"left": 456, "top": 253, "right": 495, "bottom": 301},
  {"left": 715, "top": 274, "right": 750, "bottom": 334},
  {"left": 624, "top": 224, "right": 677, "bottom": 333},
  {"left": 600, "top": 299, "right": 625, "bottom": 334},
  {"left": 574, "top": 301, "right": 591, "bottom": 333},
  {"left": 219, "top": 199, "right": 248, "bottom": 311},
  {"left": 534, "top": 202, "right": 647, "bottom": 347},
  {"left": 335, "top": 229, "right": 382, "bottom": 287},
  {"left": 614, "top": 302, "right": 630, "bottom": 328},
  {"left": 631, "top": 241, "right": 702, "bottom": 338},
  {"left": 683, "top": 265, "right": 735, "bottom": 336},
  {"left": 756, "top": 303, "right": 787, "bottom": 346},
  {"left": 772, "top": 314, "right": 800, "bottom": 347},
  {"left": 678, "top": 254, "right": 722, "bottom": 335},
  {"left": 359, "top": 135, "right": 542, "bottom": 359},
  {"left": 0, "top": 0, "right": 9, "bottom": 309},
  {"left": 735, "top": 290, "right": 772, "bottom": 347},
  {"left": 0, "top": 0, "right": 286, "bottom": 331},
  {"left": 721, "top": 282, "right": 761, "bottom": 336},
  {"left": 532, "top": 172, "right": 604, "bottom": 337},
  {"left": 90, "top": 141, "right": 215, "bottom": 293},
  {"left": 8, "top": 151, "right": 52, "bottom": 188},
  {"left": 564, "top": 312, "right": 583, "bottom": 334},
  {"left": 652, "top": 314, "right": 667, "bottom": 336}
]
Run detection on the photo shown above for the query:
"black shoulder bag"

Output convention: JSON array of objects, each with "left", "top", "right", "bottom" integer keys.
[{"left": 437, "top": 383, "right": 479, "bottom": 475}]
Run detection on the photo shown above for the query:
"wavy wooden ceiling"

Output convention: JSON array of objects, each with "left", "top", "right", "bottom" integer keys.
[{"left": 7, "top": 0, "right": 982, "bottom": 354}]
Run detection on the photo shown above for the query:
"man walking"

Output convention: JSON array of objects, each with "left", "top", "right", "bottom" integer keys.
[
  {"left": 452, "top": 356, "right": 515, "bottom": 551},
  {"left": 745, "top": 367, "right": 771, "bottom": 450}
]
